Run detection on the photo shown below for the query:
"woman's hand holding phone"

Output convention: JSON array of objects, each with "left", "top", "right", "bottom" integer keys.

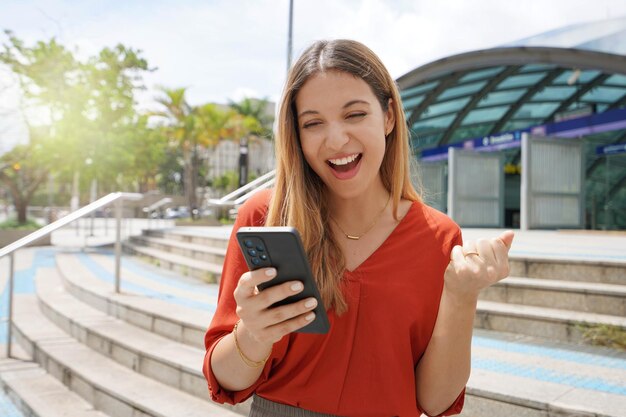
[
  {"left": 233, "top": 267, "right": 318, "bottom": 345},
  {"left": 210, "top": 265, "right": 317, "bottom": 391}
]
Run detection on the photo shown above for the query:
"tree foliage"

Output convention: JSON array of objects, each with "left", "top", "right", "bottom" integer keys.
[
  {"left": 152, "top": 91, "right": 271, "bottom": 215},
  {"left": 0, "top": 31, "right": 274, "bottom": 225},
  {"left": 0, "top": 30, "right": 153, "bottom": 223},
  {"left": 0, "top": 127, "right": 53, "bottom": 222},
  {"left": 229, "top": 97, "right": 273, "bottom": 138}
]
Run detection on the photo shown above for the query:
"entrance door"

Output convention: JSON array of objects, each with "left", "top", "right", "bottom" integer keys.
[
  {"left": 448, "top": 148, "right": 504, "bottom": 227},
  {"left": 521, "top": 134, "right": 584, "bottom": 230}
]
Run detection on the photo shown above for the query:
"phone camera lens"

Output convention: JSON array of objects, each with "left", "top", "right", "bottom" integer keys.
[
  {"left": 256, "top": 246, "right": 264, "bottom": 252},
  {"left": 251, "top": 258, "right": 260, "bottom": 266},
  {"left": 248, "top": 249, "right": 257, "bottom": 256},
  {"left": 244, "top": 240, "right": 254, "bottom": 248}
]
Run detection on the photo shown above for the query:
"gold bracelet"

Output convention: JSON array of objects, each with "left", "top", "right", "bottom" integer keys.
[{"left": 232, "top": 320, "right": 271, "bottom": 368}]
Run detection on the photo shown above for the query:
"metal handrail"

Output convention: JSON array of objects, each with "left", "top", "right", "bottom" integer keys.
[
  {"left": 142, "top": 197, "right": 172, "bottom": 213},
  {"left": 234, "top": 177, "right": 276, "bottom": 205},
  {"left": 208, "top": 169, "right": 276, "bottom": 207},
  {"left": 1, "top": 191, "right": 143, "bottom": 358}
]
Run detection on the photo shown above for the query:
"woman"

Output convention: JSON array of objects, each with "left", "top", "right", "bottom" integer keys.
[{"left": 203, "top": 39, "right": 514, "bottom": 417}]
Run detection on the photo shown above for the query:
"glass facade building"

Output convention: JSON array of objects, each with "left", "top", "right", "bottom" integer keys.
[{"left": 398, "top": 17, "right": 626, "bottom": 229}]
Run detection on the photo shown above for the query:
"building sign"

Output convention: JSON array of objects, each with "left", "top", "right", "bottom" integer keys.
[
  {"left": 597, "top": 143, "right": 626, "bottom": 156},
  {"left": 461, "top": 131, "right": 524, "bottom": 152},
  {"left": 420, "top": 107, "right": 626, "bottom": 162},
  {"left": 422, "top": 130, "right": 526, "bottom": 161}
]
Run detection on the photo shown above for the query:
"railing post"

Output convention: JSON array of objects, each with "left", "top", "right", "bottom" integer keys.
[
  {"left": 115, "top": 198, "right": 122, "bottom": 293},
  {"left": 7, "top": 253, "right": 15, "bottom": 358}
]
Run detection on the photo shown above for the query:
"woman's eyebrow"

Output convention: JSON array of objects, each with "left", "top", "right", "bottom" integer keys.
[
  {"left": 298, "top": 99, "right": 371, "bottom": 118},
  {"left": 298, "top": 109, "right": 319, "bottom": 118},
  {"left": 343, "top": 99, "right": 370, "bottom": 108}
]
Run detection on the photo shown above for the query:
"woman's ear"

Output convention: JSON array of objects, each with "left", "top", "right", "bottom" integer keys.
[{"left": 385, "top": 98, "right": 395, "bottom": 136}]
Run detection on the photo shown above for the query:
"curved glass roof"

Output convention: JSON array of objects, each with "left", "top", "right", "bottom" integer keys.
[
  {"left": 400, "top": 62, "right": 626, "bottom": 150},
  {"left": 397, "top": 17, "right": 626, "bottom": 229}
]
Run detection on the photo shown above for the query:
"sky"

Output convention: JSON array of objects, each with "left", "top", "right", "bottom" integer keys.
[{"left": 1, "top": 0, "right": 626, "bottom": 152}]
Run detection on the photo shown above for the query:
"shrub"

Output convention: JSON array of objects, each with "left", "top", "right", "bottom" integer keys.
[
  {"left": 0, "top": 218, "right": 42, "bottom": 230},
  {"left": 579, "top": 323, "right": 626, "bottom": 351}
]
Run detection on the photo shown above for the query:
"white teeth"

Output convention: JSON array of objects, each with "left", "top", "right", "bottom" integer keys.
[{"left": 328, "top": 154, "right": 359, "bottom": 166}]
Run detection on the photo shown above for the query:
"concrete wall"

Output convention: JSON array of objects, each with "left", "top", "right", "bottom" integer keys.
[{"left": 0, "top": 230, "right": 51, "bottom": 248}]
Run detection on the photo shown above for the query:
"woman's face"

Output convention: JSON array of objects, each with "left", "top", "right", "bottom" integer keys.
[{"left": 295, "top": 70, "right": 394, "bottom": 200}]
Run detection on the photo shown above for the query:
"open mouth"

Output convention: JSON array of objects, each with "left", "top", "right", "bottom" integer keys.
[{"left": 327, "top": 153, "right": 362, "bottom": 173}]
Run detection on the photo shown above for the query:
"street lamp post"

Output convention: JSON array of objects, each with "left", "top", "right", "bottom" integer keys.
[
  {"left": 287, "top": 0, "right": 294, "bottom": 73},
  {"left": 238, "top": 137, "right": 249, "bottom": 188}
]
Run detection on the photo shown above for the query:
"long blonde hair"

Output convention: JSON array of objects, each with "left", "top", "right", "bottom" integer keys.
[{"left": 266, "top": 39, "right": 421, "bottom": 314}]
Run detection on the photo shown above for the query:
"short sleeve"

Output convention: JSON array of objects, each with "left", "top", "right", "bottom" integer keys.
[
  {"left": 422, "top": 388, "right": 465, "bottom": 416},
  {"left": 448, "top": 228, "right": 463, "bottom": 254},
  {"left": 202, "top": 190, "right": 285, "bottom": 404}
]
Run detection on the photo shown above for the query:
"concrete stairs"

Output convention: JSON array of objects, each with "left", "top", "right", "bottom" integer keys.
[
  {"left": 124, "top": 229, "right": 226, "bottom": 283},
  {"left": 3, "top": 227, "right": 625, "bottom": 417},
  {"left": 0, "top": 358, "right": 110, "bottom": 417},
  {"left": 125, "top": 227, "right": 626, "bottom": 346},
  {"left": 476, "top": 257, "right": 626, "bottom": 344},
  {"left": 54, "top": 252, "right": 211, "bottom": 349},
  {"left": 6, "top": 252, "right": 247, "bottom": 417}
]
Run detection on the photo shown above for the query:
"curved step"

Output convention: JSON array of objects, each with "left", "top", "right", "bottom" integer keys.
[
  {"left": 509, "top": 257, "right": 626, "bottom": 285},
  {"left": 129, "top": 235, "right": 226, "bottom": 265},
  {"left": 34, "top": 267, "right": 250, "bottom": 416},
  {"left": 144, "top": 228, "right": 230, "bottom": 250},
  {"left": 0, "top": 359, "right": 111, "bottom": 417},
  {"left": 124, "top": 242, "right": 222, "bottom": 283},
  {"left": 482, "top": 276, "right": 626, "bottom": 315},
  {"left": 11, "top": 293, "right": 241, "bottom": 417},
  {"left": 476, "top": 300, "right": 626, "bottom": 344},
  {"left": 55, "top": 252, "right": 210, "bottom": 349}
]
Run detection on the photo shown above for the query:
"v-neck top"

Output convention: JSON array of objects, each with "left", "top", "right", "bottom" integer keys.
[{"left": 203, "top": 189, "right": 465, "bottom": 417}]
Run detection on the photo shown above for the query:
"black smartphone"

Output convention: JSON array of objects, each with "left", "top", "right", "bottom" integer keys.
[{"left": 236, "top": 226, "right": 330, "bottom": 334}]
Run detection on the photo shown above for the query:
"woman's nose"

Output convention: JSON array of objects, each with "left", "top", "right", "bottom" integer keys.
[{"left": 325, "top": 123, "right": 350, "bottom": 151}]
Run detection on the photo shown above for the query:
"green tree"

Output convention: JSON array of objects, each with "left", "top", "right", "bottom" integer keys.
[
  {"left": 152, "top": 91, "right": 263, "bottom": 214},
  {"left": 81, "top": 44, "right": 150, "bottom": 195},
  {"left": 0, "top": 31, "right": 151, "bottom": 220},
  {"left": 0, "top": 128, "right": 54, "bottom": 223},
  {"left": 123, "top": 116, "right": 168, "bottom": 193},
  {"left": 0, "top": 31, "right": 80, "bottom": 223},
  {"left": 153, "top": 87, "right": 198, "bottom": 212},
  {"left": 229, "top": 97, "right": 274, "bottom": 138}
]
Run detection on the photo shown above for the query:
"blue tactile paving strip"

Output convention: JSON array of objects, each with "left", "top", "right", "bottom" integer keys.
[
  {"left": 75, "top": 252, "right": 217, "bottom": 312},
  {"left": 120, "top": 253, "right": 219, "bottom": 297},
  {"left": 473, "top": 336, "right": 626, "bottom": 370},
  {"left": 472, "top": 357, "right": 626, "bottom": 395},
  {"left": 0, "top": 250, "right": 48, "bottom": 417},
  {"left": 1, "top": 248, "right": 57, "bottom": 344}
]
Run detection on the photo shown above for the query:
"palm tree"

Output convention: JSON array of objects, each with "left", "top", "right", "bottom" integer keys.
[
  {"left": 152, "top": 87, "right": 198, "bottom": 213},
  {"left": 229, "top": 97, "right": 274, "bottom": 138},
  {"left": 154, "top": 91, "right": 273, "bottom": 213},
  {"left": 193, "top": 103, "right": 233, "bottom": 147}
]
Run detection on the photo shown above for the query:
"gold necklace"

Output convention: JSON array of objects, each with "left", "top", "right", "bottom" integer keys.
[{"left": 331, "top": 195, "right": 391, "bottom": 240}]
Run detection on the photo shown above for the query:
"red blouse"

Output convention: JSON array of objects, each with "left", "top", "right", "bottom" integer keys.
[{"left": 203, "top": 190, "right": 465, "bottom": 417}]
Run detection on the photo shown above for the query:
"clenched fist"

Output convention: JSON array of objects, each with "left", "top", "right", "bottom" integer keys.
[{"left": 444, "top": 230, "right": 515, "bottom": 299}]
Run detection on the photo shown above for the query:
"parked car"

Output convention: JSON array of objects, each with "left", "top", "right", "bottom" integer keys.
[{"left": 164, "top": 206, "right": 190, "bottom": 219}]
